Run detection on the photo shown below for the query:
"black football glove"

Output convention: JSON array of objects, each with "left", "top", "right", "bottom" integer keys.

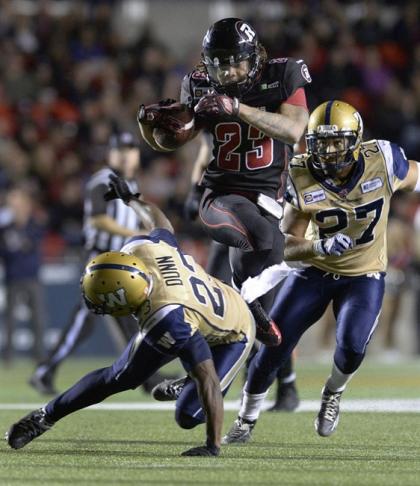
[
  {"left": 183, "top": 184, "right": 205, "bottom": 221},
  {"left": 104, "top": 174, "right": 140, "bottom": 204},
  {"left": 194, "top": 94, "right": 240, "bottom": 118},
  {"left": 181, "top": 443, "right": 220, "bottom": 457}
]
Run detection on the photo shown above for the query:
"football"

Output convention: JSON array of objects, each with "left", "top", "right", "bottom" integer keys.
[{"left": 153, "top": 103, "right": 195, "bottom": 150}]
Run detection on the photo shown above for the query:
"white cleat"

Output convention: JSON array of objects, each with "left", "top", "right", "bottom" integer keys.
[
  {"left": 222, "top": 417, "right": 256, "bottom": 445},
  {"left": 315, "top": 387, "right": 342, "bottom": 437}
]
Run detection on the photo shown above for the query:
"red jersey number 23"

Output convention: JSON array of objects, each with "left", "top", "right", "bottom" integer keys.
[{"left": 215, "top": 122, "right": 274, "bottom": 171}]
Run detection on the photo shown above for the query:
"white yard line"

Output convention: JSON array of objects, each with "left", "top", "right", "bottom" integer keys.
[{"left": 0, "top": 399, "right": 419, "bottom": 412}]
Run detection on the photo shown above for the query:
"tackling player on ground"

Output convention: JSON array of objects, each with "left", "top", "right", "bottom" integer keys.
[
  {"left": 5, "top": 175, "right": 255, "bottom": 457},
  {"left": 223, "top": 100, "right": 420, "bottom": 443}
]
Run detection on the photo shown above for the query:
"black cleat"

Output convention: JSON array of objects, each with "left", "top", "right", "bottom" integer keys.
[
  {"left": 315, "top": 387, "right": 342, "bottom": 437},
  {"left": 5, "top": 408, "right": 55, "bottom": 449},
  {"left": 151, "top": 377, "right": 187, "bottom": 401},
  {"left": 29, "top": 371, "right": 57, "bottom": 396},
  {"left": 222, "top": 416, "right": 256, "bottom": 444},
  {"left": 268, "top": 381, "right": 300, "bottom": 412},
  {"left": 248, "top": 300, "right": 282, "bottom": 346},
  {"left": 142, "top": 372, "right": 181, "bottom": 394}
]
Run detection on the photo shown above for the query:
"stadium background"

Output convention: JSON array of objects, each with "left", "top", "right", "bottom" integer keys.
[{"left": 0, "top": 0, "right": 420, "bottom": 360}]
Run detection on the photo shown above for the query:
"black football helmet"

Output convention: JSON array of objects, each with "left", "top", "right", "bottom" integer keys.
[{"left": 201, "top": 18, "right": 263, "bottom": 98}]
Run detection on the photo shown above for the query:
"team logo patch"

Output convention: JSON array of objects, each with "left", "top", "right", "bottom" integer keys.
[
  {"left": 303, "top": 189, "right": 326, "bottom": 204},
  {"left": 301, "top": 63, "right": 312, "bottom": 83},
  {"left": 361, "top": 177, "right": 383, "bottom": 194}
]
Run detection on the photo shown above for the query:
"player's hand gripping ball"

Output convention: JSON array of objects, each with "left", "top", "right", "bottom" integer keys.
[
  {"left": 194, "top": 93, "right": 240, "bottom": 117},
  {"left": 138, "top": 100, "right": 195, "bottom": 150}
]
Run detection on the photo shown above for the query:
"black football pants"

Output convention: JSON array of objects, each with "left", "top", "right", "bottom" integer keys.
[
  {"left": 199, "top": 189, "right": 294, "bottom": 384},
  {"left": 199, "top": 188, "right": 284, "bottom": 310}
]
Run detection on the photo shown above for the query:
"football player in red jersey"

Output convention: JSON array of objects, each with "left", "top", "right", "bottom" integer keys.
[{"left": 139, "top": 19, "right": 310, "bottom": 401}]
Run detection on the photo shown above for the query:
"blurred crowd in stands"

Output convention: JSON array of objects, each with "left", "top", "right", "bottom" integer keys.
[{"left": 1, "top": 0, "right": 420, "bottom": 356}]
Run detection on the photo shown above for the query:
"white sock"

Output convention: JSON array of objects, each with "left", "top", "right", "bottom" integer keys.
[
  {"left": 239, "top": 386, "right": 269, "bottom": 422},
  {"left": 325, "top": 363, "right": 355, "bottom": 393}
]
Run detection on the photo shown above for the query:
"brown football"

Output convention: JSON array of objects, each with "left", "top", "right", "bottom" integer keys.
[{"left": 153, "top": 103, "right": 195, "bottom": 150}]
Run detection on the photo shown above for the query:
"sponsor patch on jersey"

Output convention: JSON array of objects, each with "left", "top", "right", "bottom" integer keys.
[
  {"left": 361, "top": 177, "right": 383, "bottom": 194},
  {"left": 260, "top": 81, "right": 280, "bottom": 90},
  {"left": 303, "top": 189, "right": 326, "bottom": 205},
  {"left": 301, "top": 63, "right": 312, "bottom": 83},
  {"left": 193, "top": 87, "right": 213, "bottom": 98}
]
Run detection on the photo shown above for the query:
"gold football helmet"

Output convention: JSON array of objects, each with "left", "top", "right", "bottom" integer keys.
[
  {"left": 81, "top": 252, "right": 152, "bottom": 317},
  {"left": 306, "top": 100, "right": 363, "bottom": 178}
]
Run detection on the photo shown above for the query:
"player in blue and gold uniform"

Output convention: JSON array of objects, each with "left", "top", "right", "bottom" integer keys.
[
  {"left": 6, "top": 176, "right": 255, "bottom": 457},
  {"left": 223, "top": 100, "right": 420, "bottom": 443}
]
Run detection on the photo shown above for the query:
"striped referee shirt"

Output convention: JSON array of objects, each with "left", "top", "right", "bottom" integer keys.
[{"left": 83, "top": 168, "right": 140, "bottom": 252}]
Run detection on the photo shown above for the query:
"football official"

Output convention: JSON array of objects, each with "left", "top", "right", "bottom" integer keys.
[
  {"left": 29, "top": 132, "right": 145, "bottom": 394},
  {"left": 6, "top": 175, "right": 256, "bottom": 457},
  {"left": 223, "top": 100, "right": 420, "bottom": 443}
]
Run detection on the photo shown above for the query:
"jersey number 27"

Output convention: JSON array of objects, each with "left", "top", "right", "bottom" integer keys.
[{"left": 316, "top": 197, "right": 384, "bottom": 245}]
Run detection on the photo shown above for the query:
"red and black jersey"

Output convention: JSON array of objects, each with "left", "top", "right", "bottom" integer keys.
[{"left": 180, "top": 58, "right": 311, "bottom": 198}]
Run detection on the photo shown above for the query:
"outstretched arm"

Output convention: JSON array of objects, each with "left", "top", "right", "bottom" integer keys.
[
  {"left": 128, "top": 198, "right": 174, "bottom": 234},
  {"left": 181, "top": 358, "right": 223, "bottom": 456},
  {"left": 105, "top": 174, "right": 174, "bottom": 233}
]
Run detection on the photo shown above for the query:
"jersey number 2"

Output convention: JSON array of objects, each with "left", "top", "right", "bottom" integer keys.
[
  {"left": 215, "top": 122, "right": 273, "bottom": 171},
  {"left": 189, "top": 276, "right": 225, "bottom": 318}
]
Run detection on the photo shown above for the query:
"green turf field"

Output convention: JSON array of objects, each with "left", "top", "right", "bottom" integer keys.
[{"left": 1, "top": 358, "right": 420, "bottom": 485}]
